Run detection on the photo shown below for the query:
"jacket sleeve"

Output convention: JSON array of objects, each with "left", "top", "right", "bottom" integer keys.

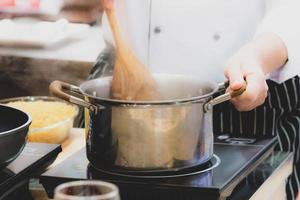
[{"left": 255, "top": 0, "right": 300, "bottom": 82}]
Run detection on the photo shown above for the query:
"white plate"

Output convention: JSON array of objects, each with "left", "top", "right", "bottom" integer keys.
[{"left": 0, "top": 19, "right": 90, "bottom": 48}]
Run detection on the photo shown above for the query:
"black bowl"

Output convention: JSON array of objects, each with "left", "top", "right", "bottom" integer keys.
[{"left": 0, "top": 104, "right": 31, "bottom": 169}]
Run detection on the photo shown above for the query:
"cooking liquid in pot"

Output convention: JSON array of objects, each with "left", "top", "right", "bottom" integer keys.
[
  {"left": 109, "top": 76, "right": 207, "bottom": 168},
  {"left": 112, "top": 106, "right": 202, "bottom": 168}
]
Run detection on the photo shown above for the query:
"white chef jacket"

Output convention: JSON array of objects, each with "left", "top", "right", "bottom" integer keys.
[{"left": 102, "top": 0, "right": 300, "bottom": 83}]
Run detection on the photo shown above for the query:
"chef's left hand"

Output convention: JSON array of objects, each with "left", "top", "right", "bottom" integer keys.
[
  {"left": 224, "top": 45, "right": 268, "bottom": 112},
  {"left": 224, "top": 33, "right": 288, "bottom": 111}
]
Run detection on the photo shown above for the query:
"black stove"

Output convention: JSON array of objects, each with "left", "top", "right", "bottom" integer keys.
[
  {"left": 40, "top": 137, "right": 289, "bottom": 200},
  {"left": 0, "top": 143, "right": 61, "bottom": 200}
]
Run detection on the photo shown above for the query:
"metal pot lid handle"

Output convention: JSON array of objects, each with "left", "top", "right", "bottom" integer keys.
[
  {"left": 204, "top": 82, "right": 246, "bottom": 112},
  {"left": 49, "top": 81, "right": 98, "bottom": 112}
]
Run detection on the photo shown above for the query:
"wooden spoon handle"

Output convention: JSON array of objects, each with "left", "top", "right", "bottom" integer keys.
[
  {"left": 105, "top": 8, "right": 123, "bottom": 49},
  {"left": 103, "top": 0, "right": 160, "bottom": 101}
]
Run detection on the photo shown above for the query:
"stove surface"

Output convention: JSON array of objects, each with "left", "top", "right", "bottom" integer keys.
[
  {"left": 41, "top": 138, "right": 278, "bottom": 200},
  {"left": 0, "top": 143, "right": 61, "bottom": 199}
]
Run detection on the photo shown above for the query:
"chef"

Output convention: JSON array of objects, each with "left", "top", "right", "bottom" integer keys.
[{"left": 87, "top": 0, "right": 300, "bottom": 198}]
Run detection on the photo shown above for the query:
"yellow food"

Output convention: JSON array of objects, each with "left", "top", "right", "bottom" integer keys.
[{"left": 7, "top": 100, "right": 77, "bottom": 143}]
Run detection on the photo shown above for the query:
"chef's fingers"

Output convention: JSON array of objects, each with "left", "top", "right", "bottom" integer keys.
[
  {"left": 101, "top": 0, "right": 114, "bottom": 9},
  {"left": 224, "top": 63, "right": 245, "bottom": 91},
  {"left": 230, "top": 73, "right": 268, "bottom": 111}
]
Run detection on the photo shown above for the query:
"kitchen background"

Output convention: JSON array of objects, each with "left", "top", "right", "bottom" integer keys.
[{"left": 0, "top": 0, "right": 104, "bottom": 99}]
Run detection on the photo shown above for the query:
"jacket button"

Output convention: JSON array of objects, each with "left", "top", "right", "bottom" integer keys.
[
  {"left": 154, "top": 26, "right": 162, "bottom": 34},
  {"left": 213, "top": 33, "right": 221, "bottom": 41}
]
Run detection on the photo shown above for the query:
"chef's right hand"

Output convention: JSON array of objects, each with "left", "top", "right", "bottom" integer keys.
[{"left": 101, "top": 0, "right": 114, "bottom": 9}]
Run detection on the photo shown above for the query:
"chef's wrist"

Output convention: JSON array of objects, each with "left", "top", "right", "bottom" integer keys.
[
  {"left": 248, "top": 33, "right": 288, "bottom": 74},
  {"left": 234, "top": 44, "right": 266, "bottom": 76}
]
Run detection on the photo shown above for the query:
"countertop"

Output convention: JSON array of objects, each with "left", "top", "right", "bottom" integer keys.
[{"left": 49, "top": 128, "right": 86, "bottom": 168}]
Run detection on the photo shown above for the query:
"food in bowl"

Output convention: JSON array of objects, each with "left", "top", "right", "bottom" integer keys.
[{"left": 2, "top": 96, "right": 78, "bottom": 144}]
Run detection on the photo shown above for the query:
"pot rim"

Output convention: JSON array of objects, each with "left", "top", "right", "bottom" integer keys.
[{"left": 78, "top": 74, "right": 220, "bottom": 107}]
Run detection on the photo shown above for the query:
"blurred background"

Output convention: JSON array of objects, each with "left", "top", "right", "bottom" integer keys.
[{"left": 0, "top": 0, "right": 105, "bottom": 99}]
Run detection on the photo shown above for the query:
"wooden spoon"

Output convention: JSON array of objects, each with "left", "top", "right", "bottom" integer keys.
[{"left": 103, "top": 1, "right": 159, "bottom": 101}]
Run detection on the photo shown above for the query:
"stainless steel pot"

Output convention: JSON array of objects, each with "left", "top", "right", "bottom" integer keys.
[{"left": 50, "top": 74, "right": 244, "bottom": 172}]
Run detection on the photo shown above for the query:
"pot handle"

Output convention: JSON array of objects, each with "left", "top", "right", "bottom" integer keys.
[
  {"left": 204, "top": 82, "right": 246, "bottom": 112},
  {"left": 49, "top": 80, "right": 98, "bottom": 112}
]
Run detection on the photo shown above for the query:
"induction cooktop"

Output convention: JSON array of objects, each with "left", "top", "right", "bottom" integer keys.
[
  {"left": 0, "top": 143, "right": 61, "bottom": 200},
  {"left": 40, "top": 137, "right": 281, "bottom": 200}
]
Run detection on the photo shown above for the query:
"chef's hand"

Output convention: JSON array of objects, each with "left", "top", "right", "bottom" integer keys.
[
  {"left": 224, "top": 47, "right": 268, "bottom": 111},
  {"left": 224, "top": 33, "right": 288, "bottom": 112}
]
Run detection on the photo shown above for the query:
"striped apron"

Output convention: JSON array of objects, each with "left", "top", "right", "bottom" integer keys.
[
  {"left": 83, "top": 49, "right": 300, "bottom": 199},
  {"left": 213, "top": 76, "right": 300, "bottom": 200}
]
